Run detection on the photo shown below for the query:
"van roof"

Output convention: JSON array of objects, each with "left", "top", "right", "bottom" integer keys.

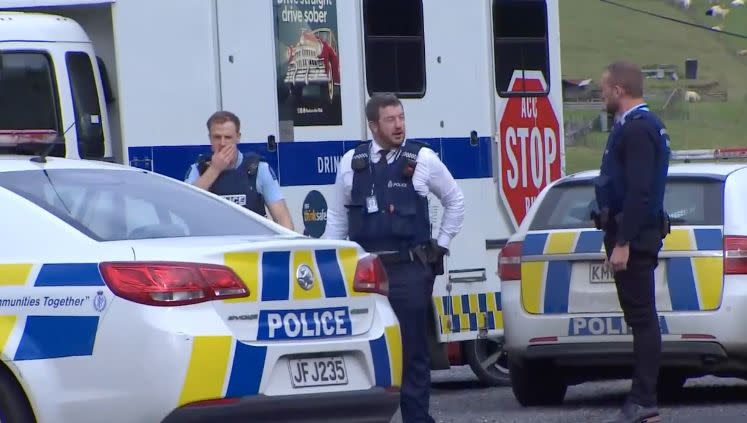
[
  {"left": 564, "top": 162, "right": 747, "bottom": 181},
  {"left": 0, "top": 12, "right": 91, "bottom": 43}
]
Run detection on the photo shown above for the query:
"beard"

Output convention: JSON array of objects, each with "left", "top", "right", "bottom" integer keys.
[
  {"left": 377, "top": 132, "right": 405, "bottom": 149},
  {"left": 605, "top": 100, "right": 620, "bottom": 116}
]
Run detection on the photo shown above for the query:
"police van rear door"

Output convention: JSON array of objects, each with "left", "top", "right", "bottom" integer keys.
[{"left": 519, "top": 176, "right": 724, "bottom": 319}]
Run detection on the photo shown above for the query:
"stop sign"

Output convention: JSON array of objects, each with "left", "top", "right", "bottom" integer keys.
[{"left": 498, "top": 71, "right": 563, "bottom": 229}]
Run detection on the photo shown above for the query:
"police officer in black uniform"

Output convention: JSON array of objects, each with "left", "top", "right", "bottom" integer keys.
[
  {"left": 325, "top": 93, "right": 465, "bottom": 422},
  {"left": 593, "top": 61, "right": 671, "bottom": 423},
  {"left": 184, "top": 111, "right": 294, "bottom": 230}
]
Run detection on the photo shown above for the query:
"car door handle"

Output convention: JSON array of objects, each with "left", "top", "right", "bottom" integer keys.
[{"left": 448, "top": 268, "right": 487, "bottom": 283}]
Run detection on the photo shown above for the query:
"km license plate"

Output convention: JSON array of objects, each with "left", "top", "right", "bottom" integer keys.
[
  {"left": 589, "top": 262, "right": 615, "bottom": 283},
  {"left": 289, "top": 356, "right": 348, "bottom": 388}
]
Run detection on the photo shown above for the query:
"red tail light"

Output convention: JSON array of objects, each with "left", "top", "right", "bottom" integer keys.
[
  {"left": 724, "top": 236, "right": 747, "bottom": 275},
  {"left": 498, "top": 241, "right": 523, "bottom": 281},
  {"left": 99, "top": 262, "right": 249, "bottom": 306},
  {"left": 353, "top": 255, "right": 389, "bottom": 296}
]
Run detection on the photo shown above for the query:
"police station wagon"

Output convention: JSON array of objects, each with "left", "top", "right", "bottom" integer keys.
[
  {"left": 0, "top": 152, "right": 401, "bottom": 423},
  {"left": 499, "top": 148, "right": 747, "bottom": 406}
]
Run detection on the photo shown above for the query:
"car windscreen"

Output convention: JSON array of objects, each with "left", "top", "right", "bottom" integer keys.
[
  {"left": 529, "top": 177, "right": 724, "bottom": 231},
  {"left": 0, "top": 168, "right": 280, "bottom": 241}
]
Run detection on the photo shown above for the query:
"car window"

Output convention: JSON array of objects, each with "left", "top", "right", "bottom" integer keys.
[
  {"left": 529, "top": 177, "right": 724, "bottom": 231},
  {"left": 0, "top": 168, "right": 280, "bottom": 241}
]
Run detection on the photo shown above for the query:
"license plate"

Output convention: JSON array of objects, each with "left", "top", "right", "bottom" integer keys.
[
  {"left": 288, "top": 356, "right": 348, "bottom": 388},
  {"left": 589, "top": 262, "right": 615, "bottom": 283}
]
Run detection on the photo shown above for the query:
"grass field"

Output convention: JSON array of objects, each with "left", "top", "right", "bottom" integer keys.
[{"left": 559, "top": 0, "right": 747, "bottom": 174}]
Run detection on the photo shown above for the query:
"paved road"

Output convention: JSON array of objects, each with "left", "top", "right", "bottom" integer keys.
[{"left": 390, "top": 366, "right": 747, "bottom": 423}]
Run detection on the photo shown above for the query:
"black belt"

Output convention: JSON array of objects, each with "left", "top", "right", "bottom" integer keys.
[{"left": 373, "top": 248, "right": 425, "bottom": 265}]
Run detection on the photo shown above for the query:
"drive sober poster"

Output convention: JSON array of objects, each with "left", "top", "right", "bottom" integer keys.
[{"left": 274, "top": 0, "right": 343, "bottom": 127}]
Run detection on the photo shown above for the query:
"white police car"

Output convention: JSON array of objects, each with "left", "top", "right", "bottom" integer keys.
[
  {"left": 0, "top": 150, "right": 401, "bottom": 422},
  {"left": 499, "top": 148, "right": 747, "bottom": 406}
]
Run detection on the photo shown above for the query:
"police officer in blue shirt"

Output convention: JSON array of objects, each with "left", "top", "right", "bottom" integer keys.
[
  {"left": 593, "top": 61, "right": 671, "bottom": 423},
  {"left": 184, "top": 111, "right": 295, "bottom": 231},
  {"left": 325, "top": 93, "right": 465, "bottom": 423}
]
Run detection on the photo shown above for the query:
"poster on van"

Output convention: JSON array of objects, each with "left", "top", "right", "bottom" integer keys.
[{"left": 274, "top": 0, "right": 342, "bottom": 128}]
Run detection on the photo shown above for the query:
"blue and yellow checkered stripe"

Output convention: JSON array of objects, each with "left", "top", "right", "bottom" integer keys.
[
  {"left": 0, "top": 263, "right": 104, "bottom": 361},
  {"left": 223, "top": 247, "right": 363, "bottom": 302},
  {"left": 520, "top": 228, "right": 724, "bottom": 314},
  {"left": 433, "top": 292, "right": 503, "bottom": 334}
]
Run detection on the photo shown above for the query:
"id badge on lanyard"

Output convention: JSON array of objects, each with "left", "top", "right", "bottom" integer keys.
[{"left": 366, "top": 195, "right": 379, "bottom": 213}]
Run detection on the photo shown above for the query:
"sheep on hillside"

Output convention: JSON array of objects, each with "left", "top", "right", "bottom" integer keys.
[
  {"left": 706, "top": 5, "right": 730, "bottom": 17},
  {"left": 685, "top": 90, "right": 701, "bottom": 102}
]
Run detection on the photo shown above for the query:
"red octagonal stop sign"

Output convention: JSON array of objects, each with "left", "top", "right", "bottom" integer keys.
[{"left": 498, "top": 71, "right": 563, "bottom": 229}]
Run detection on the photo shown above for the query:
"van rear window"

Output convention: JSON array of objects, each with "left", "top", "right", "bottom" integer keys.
[{"left": 529, "top": 177, "right": 724, "bottom": 230}]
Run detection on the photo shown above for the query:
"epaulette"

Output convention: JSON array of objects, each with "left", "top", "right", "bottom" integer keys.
[
  {"left": 351, "top": 142, "right": 370, "bottom": 172},
  {"left": 400, "top": 140, "right": 426, "bottom": 178},
  {"left": 196, "top": 154, "right": 211, "bottom": 175},
  {"left": 244, "top": 151, "right": 264, "bottom": 176}
]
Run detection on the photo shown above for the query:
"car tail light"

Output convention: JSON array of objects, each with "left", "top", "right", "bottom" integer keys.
[
  {"left": 353, "top": 255, "right": 389, "bottom": 296},
  {"left": 724, "top": 236, "right": 747, "bottom": 275},
  {"left": 498, "top": 241, "right": 523, "bottom": 281},
  {"left": 99, "top": 262, "right": 249, "bottom": 306}
]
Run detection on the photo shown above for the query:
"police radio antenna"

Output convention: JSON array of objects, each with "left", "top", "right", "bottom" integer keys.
[
  {"left": 30, "top": 119, "right": 77, "bottom": 164},
  {"left": 29, "top": 119, "right": 78, "bottom": 216}
]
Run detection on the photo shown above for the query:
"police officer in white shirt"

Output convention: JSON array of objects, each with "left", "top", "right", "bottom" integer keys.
[{"left": 325, "top": 93, "right": 465, "bottom": 423}]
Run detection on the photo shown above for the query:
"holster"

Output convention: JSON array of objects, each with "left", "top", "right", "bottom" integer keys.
[
  {"left": 413, "top": 239, "right": 446, "bottom": 276},
  {"left": 659, "top": 211, "right": 671, "bottom": 239},
  {"left": 591, "top": 207, "right": 610, "bottom": 230}
]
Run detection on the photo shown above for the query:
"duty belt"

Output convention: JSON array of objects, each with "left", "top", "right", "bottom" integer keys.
[{"left": 372, "top": 249, "right": 417, "bottom": 265}]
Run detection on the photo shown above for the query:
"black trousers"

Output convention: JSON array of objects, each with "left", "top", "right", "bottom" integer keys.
[
  {"left": 385, "top": 260, "right": 436, "bottom": 423},
  {"left": 605, "top": 240, "right": 662, "bottom": 407}
]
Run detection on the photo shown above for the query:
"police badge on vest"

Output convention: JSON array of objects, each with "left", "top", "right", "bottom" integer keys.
[
  {"left": 196, "top": 152, "right": 267, "bottom": 217},
  {"left": 347, "top": 140, "right": 446, "bottom": 274}
]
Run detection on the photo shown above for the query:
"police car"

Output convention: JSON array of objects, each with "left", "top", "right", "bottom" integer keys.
[
  {"left": 499, "top": 148, "right": 747, "bottom": 406},
  {"left": 0, "top": 147, "right": 401, "bottom": 422}
]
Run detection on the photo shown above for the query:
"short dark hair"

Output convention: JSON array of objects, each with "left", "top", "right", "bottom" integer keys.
[
  {"left": 207, "top": 110, "right": 241, "bottom": 132},
  {"left": 605, "top": 60, "right": 644, "bottom": 98},
  {"left": 365, "top": 93, "right": 403, "bottom": 123}
]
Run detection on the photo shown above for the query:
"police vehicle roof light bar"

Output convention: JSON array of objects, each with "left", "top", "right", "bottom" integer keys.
[
  {"left": 0, "top": 129, "right": 57, "bottom": 146},
  {"left": 670, "top": 147, "right": 747, "bottom": 162}
]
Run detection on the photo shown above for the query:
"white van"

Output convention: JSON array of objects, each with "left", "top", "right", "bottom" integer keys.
[{"left": 0, "top": 0, "right": 566, "bottom": 385}]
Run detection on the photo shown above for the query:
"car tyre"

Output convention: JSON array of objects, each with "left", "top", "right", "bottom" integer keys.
[
  {"left": 0, "top": 369, "right": 35, "bottom": 423},
  {"left": 464, "top": 338, "right": 511, "bottom": 386},
  {"left": 322, "top": 68, "right": 334, "bottom": 105},
  {"left": 509, "top": 357, "right": 567, "bottom": 406}
]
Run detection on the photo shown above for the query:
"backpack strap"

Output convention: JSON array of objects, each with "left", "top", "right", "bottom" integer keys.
[{"left": 351, "top": 142, "right": 371, "bottom": 172}]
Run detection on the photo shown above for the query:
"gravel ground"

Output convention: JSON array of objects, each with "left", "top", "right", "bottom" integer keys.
[{"left": 389, "top": 366, "right": 747, "bottom": 423}]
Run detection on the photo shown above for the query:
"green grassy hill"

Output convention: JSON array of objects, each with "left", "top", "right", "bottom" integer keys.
[{"left": 560, "top": 0, "right": 747, "bottom": 174}]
